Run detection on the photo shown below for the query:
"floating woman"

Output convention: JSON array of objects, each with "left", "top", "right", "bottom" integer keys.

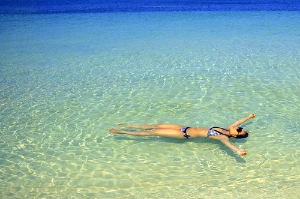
[{"left": 109, "top": 113, "right": 256, "bottom": 156}]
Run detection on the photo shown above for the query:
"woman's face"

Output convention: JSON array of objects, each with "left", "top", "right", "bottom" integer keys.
[{"left": 229, "top": 126, "right": 247, "bottom": 137}]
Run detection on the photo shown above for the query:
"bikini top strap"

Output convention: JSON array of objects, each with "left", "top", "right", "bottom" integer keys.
[
  {"left": 211, "top": 126, "right": 228, "bottom": 130},
  {"left": 211, "top": 127, "right": 229, "bottom": 135}
]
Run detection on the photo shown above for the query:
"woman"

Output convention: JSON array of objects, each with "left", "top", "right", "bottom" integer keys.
[{"left": 109, "top": 113, "right": 256, "bottom": 157}]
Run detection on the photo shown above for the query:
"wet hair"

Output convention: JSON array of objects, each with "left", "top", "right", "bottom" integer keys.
[{"left": 235, "top": 132, "right": 248, "bottom": 139}]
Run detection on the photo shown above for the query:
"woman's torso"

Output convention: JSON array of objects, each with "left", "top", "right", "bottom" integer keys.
[
  {"left": 187, "top": 127, "right": 228, "bottom": 138},
  {"left": 187, "top": 127, "right": 209, "bottom": 138}
]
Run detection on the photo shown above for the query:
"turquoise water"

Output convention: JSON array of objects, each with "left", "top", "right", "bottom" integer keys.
[{"left": 0, "top": 11, "right": 300, "bottom": 198}]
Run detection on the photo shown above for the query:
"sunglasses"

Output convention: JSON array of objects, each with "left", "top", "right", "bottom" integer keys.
[{"left": 237, "top": 127, "right": 243, "bottom": 134}]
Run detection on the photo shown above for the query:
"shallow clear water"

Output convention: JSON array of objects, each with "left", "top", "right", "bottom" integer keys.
[{"left": 0, "top": 11, "right": 300, "bottom": 198}]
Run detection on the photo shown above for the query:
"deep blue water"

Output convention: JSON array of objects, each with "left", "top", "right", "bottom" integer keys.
[{"left": 1, "top": 0, "right": 300, "bottom": 14}]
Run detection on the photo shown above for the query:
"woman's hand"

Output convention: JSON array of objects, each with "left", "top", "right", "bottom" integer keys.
[
  {"left": 248, "top": 113, "right": 256, "bottom": 119},
  {"left": 237, "top": 149, "right": 247, "bottom": 156}
]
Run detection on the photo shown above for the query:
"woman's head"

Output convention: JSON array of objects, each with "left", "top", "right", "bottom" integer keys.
[{"left": 229, "top": 126, "right": 248, "bottom": 138}]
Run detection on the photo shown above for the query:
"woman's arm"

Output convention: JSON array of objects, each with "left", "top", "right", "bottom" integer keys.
[
  {"left": 219, "top": 137, "right": 247, "bottom": 156},
  {"left": 211, "top": 136, "right": 247, "bottom": 156},
  {"left": 228, "top": 113, "right": 256, "bottom": 128}
]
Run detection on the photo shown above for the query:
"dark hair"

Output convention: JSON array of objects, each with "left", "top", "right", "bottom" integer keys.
[{"left": 236, "top": 132, "right": 248, "bottom": 139}]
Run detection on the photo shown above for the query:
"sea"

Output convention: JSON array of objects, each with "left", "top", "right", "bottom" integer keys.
[{"left": 0, "top": 1, "right": 300, "bottom": 198}]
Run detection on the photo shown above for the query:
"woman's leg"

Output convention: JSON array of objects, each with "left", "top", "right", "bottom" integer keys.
[
  {"left": 109, "top": 128, "right": 184, "bottom": 139},
  {"left": 155, "top": 124, "right": 184, "bottom": 130},
  {"left": 118, "top": 123, "right": 184, "bottom": 130},
  {"left": 151, "top": 128, "right": 185, "bottom": 139}
]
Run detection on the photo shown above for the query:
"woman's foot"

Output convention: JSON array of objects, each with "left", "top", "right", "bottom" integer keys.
[
  {"left": 109, "top": 128, "right": 123, "bottom": 134},
  {"left": 117, "top": 124, "right": 130, "bottom": 128}
]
